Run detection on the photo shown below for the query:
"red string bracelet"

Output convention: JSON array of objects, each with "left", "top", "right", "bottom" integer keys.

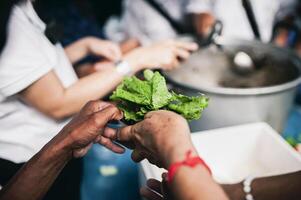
[{"left": 167, "top": 150, "right": 212, "bottom": 184}]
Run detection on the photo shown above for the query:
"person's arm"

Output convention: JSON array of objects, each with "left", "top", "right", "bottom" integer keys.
[
  {"left": 0, "top": 101, "right": 124, "bottom": 200},
  {"left": 112, "top": 111, "right": 228, "bottom": 200},
  {"left": 20, "top": 40, "right": 198, "bottom": 120},
  {"left": 64, "top": 37, "right": 122, "bottom": 64},
  {"left": 193, "top": 13, "right": 216, "bottom": 38},
  {"left": 0, "top": 138, "right": 72, "bottom": 200},
  {"left": 222, "top": 171, "right": 301, "bottom": 200},
  {"left": 165, "top": 145, "right": 228, "bottom": 200},
  {"left": 20, "top": 68, "right": 125, "bottom": 120},
  {"left": 120, "top": 38, "right": 141, "bottom": 54},
  {"left": 185, "top": 0, "right": 216, "bottom": 38}
]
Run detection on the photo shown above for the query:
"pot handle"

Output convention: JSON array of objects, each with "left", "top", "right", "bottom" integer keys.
[{"left": 198, "top": 20, "right": 224, "bottom": 47}]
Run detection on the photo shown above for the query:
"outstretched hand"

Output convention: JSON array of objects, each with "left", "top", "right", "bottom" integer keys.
[
  {"left": 56, "top": 100, "right": 124, "bottom": 158},
  {"left": 101, "top": 110, "right": 196, "bottom": 168}
]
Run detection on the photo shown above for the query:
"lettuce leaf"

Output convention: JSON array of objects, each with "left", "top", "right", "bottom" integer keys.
[{"left": 110, "top": 70, "right": 209, "bottom": 122}]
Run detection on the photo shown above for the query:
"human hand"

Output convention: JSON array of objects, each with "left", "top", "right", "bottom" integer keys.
[
  {"left": 54, "top": 100, "right": 124, "bottom": 158},
  {"left": 107, "top": 110, "right": 197, "bottom": 168},
  {"left": 124, "top": 40, "right": 198, "bottom": 72},
  {"left": 193, "top": 13, "right": 216, "bottom": 38},
  {"left": 86, "top": 37, "right": 122, "bottom": 62}
]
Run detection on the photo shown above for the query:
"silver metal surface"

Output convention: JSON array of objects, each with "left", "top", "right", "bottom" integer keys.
[
  {"left": 165, "top": 38, "right": 301, "bottom": 132},
  {"left": 182, "top": 87, "right": 296, "bottom": 132}
]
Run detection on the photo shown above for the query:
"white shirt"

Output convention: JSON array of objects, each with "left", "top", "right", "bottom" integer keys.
[
  {"left": 208, "top": 0, "right": 296, "bottom": 42},
  {"left": 106, "top": 0, "right": 207, "bottom": 45},
  {"left": 0, "top": 1, "right": 78, "bottom": 163},
  {"left": 106, "top": 0, "right": 295, "bottom": 44}
]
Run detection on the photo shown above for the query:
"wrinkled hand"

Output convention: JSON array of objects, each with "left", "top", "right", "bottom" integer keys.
[
  {"left": 102, "top": 110, "right": 195, "bottom": 168},
  {"left": 87, "top": 37, "right": 122, "bottom": 62},
  {"left": 56, "top": 100, "right": 124, "bottom": 158},
  {"left": 124, "top": 40, "right": 198, "bottom": 72}
]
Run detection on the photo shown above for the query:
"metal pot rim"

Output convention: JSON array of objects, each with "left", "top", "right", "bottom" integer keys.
[
  {"left": 165, "top": 37, "right": 301, "bottom": 96},
  {"left": 171, "top": 77, "right": 301, "bottom": 96}
]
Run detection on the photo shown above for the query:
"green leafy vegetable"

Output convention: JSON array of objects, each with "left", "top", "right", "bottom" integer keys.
[{"left": 110, "top": 70, "right": 209, "bottom": 122}]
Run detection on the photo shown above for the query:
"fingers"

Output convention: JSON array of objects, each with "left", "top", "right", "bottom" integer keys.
[
  {"left": 116, "top": 140, "right": 136, "bottom": 149},
  {"left": 80, "top": 100, "right": 113, "bottom": 116},
  {"left": 88, "top": 105, "right": 123, "bottom": 130},
  {"left": 102, "top": 127, "right": 118, "bottom": 140},
  {"left": 160, "top": 41, "right": 198, "bottom": 70},
  {"left": 97, "top": 136, "right": 125, "bottom": 154},
  {"left": 140, "top": 187, "right": 163, "bottom": 200},
  {"left": 73, "top": 143, "right": 93, "bottom": 158},
  {"left": 109, "top": 43, "right": 123, "bottom": 61},
  {"left": 98, "top": 42, "right": 122, "bottom": 62},
  {"left": 174, "top": 48, "right": 191, "bottom": 60},
  {"left": 173, "top": 41, "right": 198, "bottom": 51},
  {"left": 118, "top": 125, "right": 134, "bottom": 141}
]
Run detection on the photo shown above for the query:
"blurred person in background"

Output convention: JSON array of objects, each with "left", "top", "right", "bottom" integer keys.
[
  {"left": 271, "top": 0, "right": 301, "bottom": 104},
  {"left": 34, "top": 0, "right": 136, "bottom": 77},
  {"left": 106, "top": 0, "right": 297, "bottom": 45},
  {"left": 105, "top": 0, "right": 216, "bottom": 46},
  {"left": 273, "top": 0, "right": 301, "bottom": 56},
  {"left": 0, "top": 101, "right": 229, "bottom": 200},
  {"left": 0, "top": 0, "right": 198, "bottom": 199}
]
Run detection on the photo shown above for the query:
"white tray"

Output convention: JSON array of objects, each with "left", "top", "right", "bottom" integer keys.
[{"left": 140, "top": 122, "right": 301, "bottom": 184}]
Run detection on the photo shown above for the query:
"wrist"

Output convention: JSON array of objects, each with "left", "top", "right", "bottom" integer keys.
[
  {"left": 44, "top": 132, "right": 74, "bottom": 160},
  {"left": 40, "top": 137, "right": 73, "bottom": 163},
  {"left": 162, "top": 140, "right": 197, "bottom": 168},
  {"left": 123, "top": 50, "right": 144, "bottom": 73}
]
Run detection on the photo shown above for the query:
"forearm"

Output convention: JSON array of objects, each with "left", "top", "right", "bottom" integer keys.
[
  {"left": 172, "top": 166, "right": 228, "bottom": 200},
  {"left": 165, "top": 144, "right": 228, "bottom": 200},
  {"left": 224, "top": 171, "right": 301, "bottom": 200},
  {"left": 64, "top": 38, "right": 91, "bottom": 64},
  {"left": 56, "top": 68, "right": 124, "bottom": 117},
  {"left": 0, "top": 137, "right": 72, "bottom": 200},
  {"left": 21, "top": 55, "right": 142, "bottom": 120}
]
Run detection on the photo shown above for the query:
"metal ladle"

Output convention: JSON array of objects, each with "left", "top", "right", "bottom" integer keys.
[
  {"left": 200, "top": 21, "right": 256, "bottom": 75},
  {"left": 233, "top": 51, "right": 256, "bottom": 74}
]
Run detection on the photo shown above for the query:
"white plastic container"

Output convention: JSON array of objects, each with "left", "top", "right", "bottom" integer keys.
[{"left": 140, "top": 122, "right": 301, "bottom": 184}]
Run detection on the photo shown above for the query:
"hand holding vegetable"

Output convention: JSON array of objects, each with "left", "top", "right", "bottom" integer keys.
[
  {"left": 110, "top": 70, "right": 208, "bottom": 122},
  {"left": 103, "top": 110, "right": 197, "bottom": 168},
  {"left": 56, "top": 100, "right": 124, "bottom": 158}
]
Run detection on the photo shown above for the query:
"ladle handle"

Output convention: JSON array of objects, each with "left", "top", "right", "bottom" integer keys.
[
  {"left": 242, "top": 0, "right": 261, "bottom": 41},
  {"left": 198, "top": 20, "right": 223, "bottom": 47}
]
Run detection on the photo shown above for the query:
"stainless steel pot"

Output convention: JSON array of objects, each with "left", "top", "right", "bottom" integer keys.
[{"left": 164, "top": 38, "right": 301, "bottom": 132}]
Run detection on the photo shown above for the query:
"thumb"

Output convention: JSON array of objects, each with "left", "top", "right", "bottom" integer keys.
[{"left": 118, "top": 125, "right": 134, "bottom": 141}]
